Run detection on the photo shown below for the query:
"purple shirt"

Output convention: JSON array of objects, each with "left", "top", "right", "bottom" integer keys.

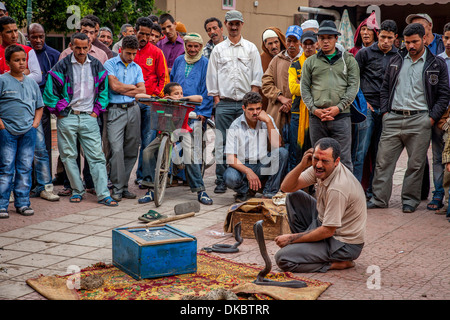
[{"left": 157, "top": 33, "right": 185, "bottom": 68}]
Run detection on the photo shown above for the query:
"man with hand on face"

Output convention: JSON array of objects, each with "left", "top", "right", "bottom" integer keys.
[
  {"left": 274, "top": 137, "right": 367, "bottom": 273},
  {"left": 301, "top": 20, "right": 360, "bottom": 172},
  {"left": 223, "top": 92, "right": 288, "bottom": 202},
  {"left": 262, "top": 25, "right": 302, "bottom": 147},
  {"left": 104, "top": 35, "right": 145, "bottom": 202},
  {"left": 203, "top": 17, "right": 227, "bottom": 59},
  {"left": 367, "top": 23, "right": 450, "bottom": 213}
]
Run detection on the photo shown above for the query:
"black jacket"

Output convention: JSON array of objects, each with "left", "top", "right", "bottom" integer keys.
[
  {"left": 355, "top": 42, "right": 398, "bottom": 108},
  {"left": 380, "top": 46, "right": 450, "bottom": 122}
]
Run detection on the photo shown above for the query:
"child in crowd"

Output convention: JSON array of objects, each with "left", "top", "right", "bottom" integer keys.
[
  {"left": 0, "top": 45, "right": 44, "bottom": 218},
  {"left": 136, "top": 82, "right": 213, "bottom": 206}
]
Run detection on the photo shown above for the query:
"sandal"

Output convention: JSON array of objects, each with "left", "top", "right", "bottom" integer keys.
[
  {"left": 0, "top": 208, "right": 9, "bottom": 219},
  {"left": 427, "top": 197, "right": 444, "bottom": 211},
  {"left": 138, "top": 210, "right": 167, "bottom": 222},
  {"left": 69, "top": 194, "right": 82, "bottom": 203},
  {"left": 58, "top": 187, "right": 72, "bottom": 196},
  {"left": 98, "top": 196, "right": 119, "bottom": 207}
]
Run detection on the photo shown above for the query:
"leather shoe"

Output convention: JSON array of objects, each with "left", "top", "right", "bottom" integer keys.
[
  {"left": 367, "top": 201, "right": 381, "bottom": 209},
  {"left": 214, "top": 183, "right": 227, "bottom": 193},
  {"left": 402, "top": 204, "right": 416, "bottom": 213}
]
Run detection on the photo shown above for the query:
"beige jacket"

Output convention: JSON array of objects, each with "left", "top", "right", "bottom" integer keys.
[{"left": 261, "top": 50, "right": 292, "bottom": 142}]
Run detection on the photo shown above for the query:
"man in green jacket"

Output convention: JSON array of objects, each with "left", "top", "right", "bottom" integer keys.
[{"left": 300, "top": 20, "right": 360, "bottom": 171}]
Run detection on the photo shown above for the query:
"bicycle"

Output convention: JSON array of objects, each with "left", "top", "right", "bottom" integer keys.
[{"left": 137, "top": 96, "right": 215, "bottom": 207}]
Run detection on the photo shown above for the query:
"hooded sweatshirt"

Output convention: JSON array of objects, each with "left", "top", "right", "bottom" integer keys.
[
  {"left": 349, "top": 18, "right": 379, "bottom": 56},
  {"left": 260, "top": 27, "right": 287, "bottom": 72}
]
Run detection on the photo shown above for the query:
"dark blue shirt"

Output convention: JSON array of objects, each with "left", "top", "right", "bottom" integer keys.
[{"left": 30, "top": 43, "right": 60, "bottom": 93}]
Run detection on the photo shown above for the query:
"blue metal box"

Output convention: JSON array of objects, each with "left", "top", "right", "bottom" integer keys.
[{"left": 112, "top": 224, "right": 197, "bottom": 280}]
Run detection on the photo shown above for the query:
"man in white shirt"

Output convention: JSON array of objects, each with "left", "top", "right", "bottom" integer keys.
[
  {"left": 223, "top": 92, "right": 288, "bottom": 202},
  {"left": 206, "top": 10, "right": 263, "bottom": 193}
]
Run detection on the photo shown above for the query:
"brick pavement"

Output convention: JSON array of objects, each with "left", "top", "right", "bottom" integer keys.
[{"left": 0, "top": 149, "right": 449, "bottom": 300}]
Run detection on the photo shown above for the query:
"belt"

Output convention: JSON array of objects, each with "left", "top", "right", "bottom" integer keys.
[
  {"left": 110, "top": 101, "right": 137, "bottom": 109},
  {"left": 72, "top": 110, "right": 91, "bottom": 115},
  {"left": 221, "top": 98, "right": 241, "bottom": 102},
  {"left": 390, "top": 110, "right": 428, "bottom": 116}
]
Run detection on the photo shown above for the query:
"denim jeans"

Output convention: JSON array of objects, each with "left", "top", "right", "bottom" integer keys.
[
  {"left": 431, "top": 125, "right": 445, "bottom": 200},
  {"left": 214, "top": 100, "right": 243, "bottom": 185},
  {"left": 0, "top": 128, "right": 36, "bottom": 210},
  {"left": 365, "top": 108, "right": 384, "bottom": 195},
  {"left": 223, "top": 147, "right": 289, "bottom": 197},
  {"left": 309, "top": 114, "right": 353, "bottom": 171},
  {"left": 351, "top": 118, "right": 370, "bottom": 182},
  {"left": 288, "top": 113, "right": 312, "bottom": 172},
  {"left": 137, "top": 102, "right": 157, "bottom": 182},
  {"left": 179, "top": 119, "right": 206, "bottom": 192},
  {"left": 32, "top": 122, "right": 53, "bottom": 193}
]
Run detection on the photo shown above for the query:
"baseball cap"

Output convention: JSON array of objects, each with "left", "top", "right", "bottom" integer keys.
[
  {"left": 225, "top": 10, "right": 244, "bottom": 23},
  {"left": 286, "top": 25, "right": 303, "bottom": 40},
  {"left": 405, "top": 13, "right": 432, "bottom": 24},
  {"left": 0, "top": 3, "right": 6, "bottom": 11},
  {"left": 301, "top": 31, "right": 318, "bottom": 43}
]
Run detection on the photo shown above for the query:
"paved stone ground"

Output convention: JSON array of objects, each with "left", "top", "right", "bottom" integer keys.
[{"left": 0, "top": 149, "right": 449, "bottom": 300}]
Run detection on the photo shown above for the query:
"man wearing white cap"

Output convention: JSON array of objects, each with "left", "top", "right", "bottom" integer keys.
[
  {"left": 260, "top": 28, "right": 286, "bottom": 72},
  {"left": 206, "top": 10, "right": 263, "bottom": 194},
  {"left": 406, "top": 13, "right": 444, "bottom": 55},
  {"left": 301, "top": 19, "right": 319, "bottom": 33}
]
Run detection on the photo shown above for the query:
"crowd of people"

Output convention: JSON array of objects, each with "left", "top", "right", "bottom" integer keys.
[{"left": 0, "top": 4, "right": 449, "bottom": 272}]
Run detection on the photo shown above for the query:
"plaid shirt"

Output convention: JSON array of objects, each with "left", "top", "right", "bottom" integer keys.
[{"left": 202, "top": 36, "right": 227, "bottom": 59}]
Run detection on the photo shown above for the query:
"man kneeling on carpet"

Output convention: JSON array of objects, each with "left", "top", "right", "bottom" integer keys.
[{"left": 274, "top": 137, "right": 367, "bottom": 273}]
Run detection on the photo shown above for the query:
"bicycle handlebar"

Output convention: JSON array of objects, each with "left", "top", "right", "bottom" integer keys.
[{"left": 138, "top": 97, "right": 201, "bottom": 106}]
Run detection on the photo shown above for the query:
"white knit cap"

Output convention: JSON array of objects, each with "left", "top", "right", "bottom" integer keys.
[
  {"left": 262, "top": 29, "right": 278, "bottom": 42},
  {"left": 301, "top": 19, "right": 320, "bottom": 30}
]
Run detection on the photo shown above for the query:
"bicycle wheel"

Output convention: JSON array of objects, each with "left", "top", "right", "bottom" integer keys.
[
  {"left": 154, "top": 134, "right": 171, "bottom": 207},
  {"left": 202, "top": 119, "right": 216, "bottom": 177}
]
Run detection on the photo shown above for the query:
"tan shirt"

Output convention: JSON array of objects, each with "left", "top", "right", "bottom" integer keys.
[{"left": 302, "top": 162, "right": 367, "bottom": 244}]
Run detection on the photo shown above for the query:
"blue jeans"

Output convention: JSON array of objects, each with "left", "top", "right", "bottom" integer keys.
[
  {"left": 183, "top": 119, "right": 206, "bottom": 192},
  {"left": 363, "top": 108, "right": 383, "bottom": 196},
  {"left": 351, "top": 118, "right": 370, "bottom": 182},
  {"left": 223, "top": 148, "right": 289, "bottom": 197},
  {"left": 288, "top": 113, "right": 312, "bottom": 172},
  {"left": 431, "top": 125, "right": 445, "bottom": 200},
  {"left": 214, "top": 100, "right": 243, "bottom": 185},
  {"left": 0, "top": 128, "right": 36, "bottom": 210},
  {"left": 137, "top": 102, "right": 157, "bottom": 182},
  {"left": 32, "top": 122, "right": 53, "bottom": 193}
]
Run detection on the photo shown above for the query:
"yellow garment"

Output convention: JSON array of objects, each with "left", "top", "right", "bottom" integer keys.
[{"left": 288, "top": 53, "right": 309, "bottom": 148}]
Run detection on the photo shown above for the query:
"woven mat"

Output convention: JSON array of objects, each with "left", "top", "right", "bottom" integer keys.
[{"left": 26, "top": 252, "right": 331, "bottom": 300}]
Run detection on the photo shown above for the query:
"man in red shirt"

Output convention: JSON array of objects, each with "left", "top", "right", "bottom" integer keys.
[
  {"left": 133, "top": 17, "right": 169, "bottom": 189},
  {"left": 0, "top": 16, "right": 41, "bottom": 83}
]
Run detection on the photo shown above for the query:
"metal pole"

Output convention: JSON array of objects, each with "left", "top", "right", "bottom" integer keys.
[{"left": 26, "top": 0, "right": 32, "bottom": 27}]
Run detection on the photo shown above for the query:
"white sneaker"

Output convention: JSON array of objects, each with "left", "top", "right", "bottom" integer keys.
[{"left": 40, "top": 184, "right": 60, "bottom": 201}]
